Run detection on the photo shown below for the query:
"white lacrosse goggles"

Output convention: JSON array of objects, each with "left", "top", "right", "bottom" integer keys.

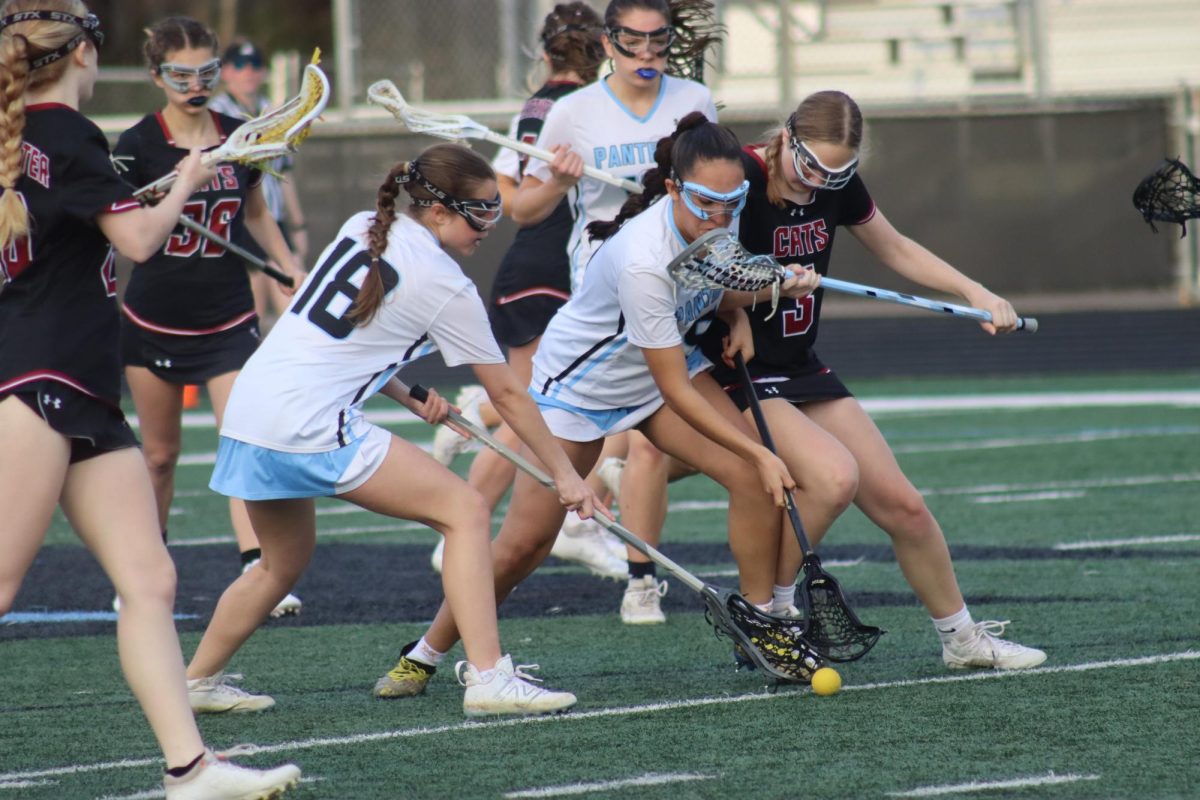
[
  {"left": 157, "top": 58, "right": 221, "bottom": 93},
  {"left": 678, "top": 178, "right": 750, "bottom": 222},
  {"left": 787, "top": 117, "right": 858, "bottom": 191}
]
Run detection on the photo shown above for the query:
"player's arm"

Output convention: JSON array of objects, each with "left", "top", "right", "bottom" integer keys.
[
  {"left": 849, "top": 208, "right": 1017, "bottom": 333},
  {"left": 243, "top": 182, "right": 305, "bottom": 293},
  {"left": 643, "top": 345, "right": 790, "bottom": 506},
  {"left": 278, "top": 175, "right": 309, "bottom": 264},
  {"left": 511, "top": 144, "right": 583, "bottom": 226},
  {"left": 97, "top": 149, "right": 215, "bottom": 262}
]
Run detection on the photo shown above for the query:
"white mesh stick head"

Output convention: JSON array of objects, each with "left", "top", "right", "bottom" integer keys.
[
  {"left": 367, "top": 80, "right": 491, "bottom": 142},
  {"left": 218, "top": 49, "right": 329, "bottom": 162},
  {"left": 665, "top": 228, "right": 785, "bottom": 292}
]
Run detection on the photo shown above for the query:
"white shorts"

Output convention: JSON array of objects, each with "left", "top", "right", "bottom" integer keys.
[
  {"left": 530, "top": 357, "right": 712, "bottom": 443},
  {"left": 209, "top": 424, "right": 392, "bottom": 500}
]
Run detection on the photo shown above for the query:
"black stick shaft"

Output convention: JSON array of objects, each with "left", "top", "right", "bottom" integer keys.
[{"left": 733, "top": 352, "right": 815, "bottom": 556}]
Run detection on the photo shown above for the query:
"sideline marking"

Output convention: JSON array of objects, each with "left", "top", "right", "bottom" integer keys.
[
  {"left": 970, "top": 490, "right": 1086, "bottom": 504},
  {"left": 504, "top": 772, "right": 716, "bottom": 798},
  {"left": 887, "top": 770, "right": 1101, "bottom": 797},
  {"left": 1053, "top": 533, "right": 1200, "bottom": 551},
  {"left": 4, "top": 650, "right": 1196, "bottom": 785}
]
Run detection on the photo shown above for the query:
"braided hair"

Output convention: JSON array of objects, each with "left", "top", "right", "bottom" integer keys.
[
  {"left": 0, "top": 0, "right": 93, "bottom": 248},
  {"left": 541, "top": 3, "right": 604, "bottom": 85},
  {"left": 587, "top": 110, "right": 739, "bottom": 241},
  {"left": 349, "top": 143, "right": 494, "bottom": 325}
]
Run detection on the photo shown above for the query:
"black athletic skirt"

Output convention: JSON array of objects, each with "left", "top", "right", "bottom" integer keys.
[
  {"left": 121, "top": 314, "right": 261, "bottom": 384},
  {"left": 3, "top": 381, "right": 138, "bottom": 463}
]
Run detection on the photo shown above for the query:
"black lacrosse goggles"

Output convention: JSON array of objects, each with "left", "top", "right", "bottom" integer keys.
[
  {"left": 0, "top": 10, "right": 104, "bottom": 70},
  {"left": 1132, "top": 157, "right": 1200, "bottom": 237},
  {"left": 157, "top": 58, "right": 222, "bottom": 93},
  {"left": 606, "top": 24, "right": 674, "bottom": 58},
  {"left": 407, "top": 162, "right": 502, "bottom": 232},
  {"left": 787, "top": 115, "right": 858, "bottom": 191}
]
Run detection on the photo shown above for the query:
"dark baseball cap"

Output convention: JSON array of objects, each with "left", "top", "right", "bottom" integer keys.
[{"left": 222, "top": 40, "right": 264, "bottom": 68}]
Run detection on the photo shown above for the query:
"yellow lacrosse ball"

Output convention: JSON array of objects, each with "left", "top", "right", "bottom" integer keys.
[{"left": 810, "top": 667, "right": 842, "bottom": 696}]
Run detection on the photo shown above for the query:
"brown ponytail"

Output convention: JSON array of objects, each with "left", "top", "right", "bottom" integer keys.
[{"left": 541, "top": 3, "right": 604, "bottom": 85}]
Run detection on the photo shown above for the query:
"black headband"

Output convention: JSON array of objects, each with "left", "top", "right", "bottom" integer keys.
[
  {"left": 543, "top": 22, "right": 597, "bottom": 45},
  {"left": 0, "top": 10, "right": 103, "bottom": 70}
]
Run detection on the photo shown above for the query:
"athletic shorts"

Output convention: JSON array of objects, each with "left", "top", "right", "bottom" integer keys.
[
  {"left": 720, "top": 362, "right": 853, "bottom": 412},
  {"left": 209, "top": 423, "right": 392, "bottom": 500},
  {"left": 489, "top": 288, "right": 569, "bottom": 349},
  {"left": 531, "top": 354, "right": 712, "bottom": 442},
  {"left": 121, "top": 314, "right": 261, "bottom": 384},
  {"left": 3, "top": 381, "right": 138, "bottom": 463}
]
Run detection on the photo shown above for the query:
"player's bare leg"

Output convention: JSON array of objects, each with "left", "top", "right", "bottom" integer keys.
[{"left": 124, "top": 365, "right": 183, "bottom": 534}]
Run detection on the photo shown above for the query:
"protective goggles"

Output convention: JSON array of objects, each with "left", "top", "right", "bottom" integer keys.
[
  {"left": 605, "top": 24, "right": 674, "bottom": 58},
  {"left": 678, "top": 178, "right": 749, "bottom": 221},
  {"left": 788, "top": 132, "right": 858, "bottom": 191},
  {"left": 405, "top": 163, "right": 502, "bottom": 231},
  {"left": 0, "top": 10, "right": 104, "bottom": 70},
  {"left": 157, "top": 58, "right": 221, "bottom": 93}
]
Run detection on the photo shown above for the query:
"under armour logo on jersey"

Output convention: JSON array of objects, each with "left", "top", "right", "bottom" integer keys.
[
  {"left": 42, "top": 394, "right": 62, "bottom": 409},
  {"left": 110, "top": 153, "right": 134, "bottom": 174},
  {"left": 154, "top": 358, "right": 173, "bottom": 369},
  {"left": 763, "top": 386, "right": 781, "bottom": 395}
]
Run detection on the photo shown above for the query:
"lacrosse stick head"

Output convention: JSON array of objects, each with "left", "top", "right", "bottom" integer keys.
[
  {"left": 701, "top": 585, "right": 824, "bottom": 684},
  {"left": 666, "top": 228, "right": 786, "bottom": 293},
  {"left": 367, "top": 80, "right": 490, "bottom": 143},
  {"left": 794, "top": 554, "right": 884, "bottom": 662},
  {"left": 220, "top": 49, "right": 329, "bottom": 165},
  {"left": 1132, "top": 158, "right": 1200, "bottom": 237}
]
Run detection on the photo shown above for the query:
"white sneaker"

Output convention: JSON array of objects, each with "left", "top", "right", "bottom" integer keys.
[
  {"left": 164, "top": 749, "right": 300, "bottom": 799},
  {"left": 597, "top": 456, "right": 625, "bottom": 503},
  {"left": 431, "top": 534, "right": 445, "bottom": 574},
  {"left": 550, "top": 515, "right": 627, "bottom": 580},
  {"left": 620, "top": 575, "right": 667, "bottom": 624},
  {"left": 942, "top": 620, "right": 1047, "bottom": 670},
  {"left": 457, "top": 654, "right": 576, "bottom": 716},
  {"left": 188, "top": 672, "right": 276, "bottom": 714},
  {"left": 243, "top": 559, "right": 301, "bottom": 618},
  {"left": 430, "top": 384, "right": 486, "bottom": 466}
]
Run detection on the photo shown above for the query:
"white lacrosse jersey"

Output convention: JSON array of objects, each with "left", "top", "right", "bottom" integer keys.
[
  {"left": 531, "top": 196, "right": 724, "bottom": 410},
  {"left": 525, "top": 75, "right": 717, "bottom": 292},
  {"left": 221, "top": 212, "right": 504, "bottom": 452}
]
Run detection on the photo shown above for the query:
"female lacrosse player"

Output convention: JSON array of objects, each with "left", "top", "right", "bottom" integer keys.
[
  {"left": 113, "top": 17, "right": 303, "bottom": 618},
  {"left": 374, "top": 115, "right": 822, "bottom": 698},
  {"left": 511, "top": 0, "right": 722, "bottom": 622},
  {"left": 0, "top": 4, "right": 299, "bottom": 796},
  {"left": 426, "top": 2, "right": 628, "bottom": 583},
  {"left": 703, "top": 90, "right": 1046, "bottom": 670},
  {"left": 194, "top": 142, "right": 600, "bottom": 717}
]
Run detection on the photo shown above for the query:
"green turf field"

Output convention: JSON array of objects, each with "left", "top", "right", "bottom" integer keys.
[{"left": 3, "top": 372, "right": 1198, "bottom": 799}]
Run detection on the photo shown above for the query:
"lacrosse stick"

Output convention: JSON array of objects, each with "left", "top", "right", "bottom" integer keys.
[
  {"left": 367, "top": 80, "right": 642, "bottom": 194},
  {"left": 1132, "top": 157, "right": 1200, "bottom": 237},
  {"left": 175, "top": 216, "right": 294, "bottom": 288},
  {"left": 405, "top": 383, "right": 824, "bottom": 684},
  {"left": 733, "top": 352, "right": 883, "bottom": 663},
  {"left": 133, "top": 50, "right": 329, "bottom": 199},
  {"left": 819, "top": 275, "right": 1038, "bottom": 333}
]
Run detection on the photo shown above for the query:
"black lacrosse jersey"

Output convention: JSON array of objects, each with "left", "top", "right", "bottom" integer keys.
[
  {"left": 489, "top": 81, "right": 583, "bottom": 307},
  {"left": 0, "top": 104, "right": 141, "bottom": 405},
  {"left": 707, "top": 147, "right": 876, "bottom": 382},
  {"left": 113, "top": 111, "right": 262, "bottom": 333}
]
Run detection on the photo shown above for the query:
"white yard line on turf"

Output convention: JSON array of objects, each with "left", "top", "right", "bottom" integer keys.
[
  {"left": 0, "top": 779, "right": 56, "bottom": 791},
  {"left": 970, "top": 490, "right": 1086, "bottom": 504},
  {"left": 701, "top": 557, "right": 864, "bottom": 577},
  {"left": 891, "top": 425, "right": 1200, "bottom": 454},
  {"left": 1053, "top": 533, "right": 1200, "bottom": 551},
  {"left": 887, "top": 770, "right": 1101, "bottom": 797},
  {"left": 504, "top": 772, "right": 717, "bottom": 798},
  {"left": 147, "top": 389, "right": 1200, "bottom": 432},
  {"left": 5, "top": 650, "right": 1197, "bottom": 786}
]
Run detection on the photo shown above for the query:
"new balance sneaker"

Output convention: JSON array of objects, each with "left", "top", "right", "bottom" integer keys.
[
  {"left": 374, "top": 640, "right": 436, "bottom": 698},
  {"left": 188, "top": 672, "right": 276, "bottom": 714},
  {"left": 457, "top": 655, "right": 576, "bottom": 716},
  {"left": 243, "top": 559, "right": 302, "bottom": 619},
  {"left": 597, "top": 456, "right": 625, "bottom": 503},
  {"left": 430, "top": 534, "right": 445, "bottom": 574},
  {"left": 620, "top": 575, "right": 668, "bottom": 624},
  {"left": 942, "top": 620, "right": 1047, "bottom": 670},
  {"left": 550, "top": 515, "right": 627, "bottom": 580},
  {"left": 430, "top": 384, "right": 486, "bottom": 466},
  {"left": 163, "top": 750, "right": 300, "bottom": 800}
]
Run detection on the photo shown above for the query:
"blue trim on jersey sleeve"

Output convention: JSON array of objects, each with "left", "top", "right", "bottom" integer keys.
[{"left": 601, "top": 74, "right": 668, "bottom": 124}]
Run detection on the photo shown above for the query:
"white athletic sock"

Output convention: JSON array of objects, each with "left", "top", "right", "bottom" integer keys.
[
  {"left": 754, "top": 599, "right": 772, "bottom": 613},
  {"left": 932, "top": 606, "right": 974, "bottom": 642},
  {"left": 412, "top": 637, "right": 447, "bottom": 667},
  {"left": 771, "top": 584, "right": 796, "bottom": 614}
]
